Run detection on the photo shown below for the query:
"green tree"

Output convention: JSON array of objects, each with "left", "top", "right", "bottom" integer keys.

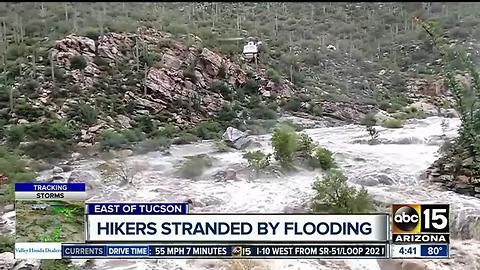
[
  {"left": 271, "top": 125, "right": 299, "bottom": 168},
  {"left": 420, "top": 19, "right": 480, "bottom": 159},
  {"left": 312, "top": 169, "right": 372, "bottom": 213}
]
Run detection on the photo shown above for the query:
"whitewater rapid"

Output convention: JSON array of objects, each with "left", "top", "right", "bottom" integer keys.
[{"left": 3, "top": 116, "right": 480, "bottom": 269}]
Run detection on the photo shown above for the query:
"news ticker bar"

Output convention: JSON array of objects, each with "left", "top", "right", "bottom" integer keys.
[
  {"left": 63, "top": 243, "right": 389, "bottom": 259},
  {"left": 15, "top": 242, "right": 451, "bottom": 259}
]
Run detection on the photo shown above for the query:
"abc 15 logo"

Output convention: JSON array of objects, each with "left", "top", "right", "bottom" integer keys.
[{"left": 392, "top": 204, "right": 449, "bottom": 233}]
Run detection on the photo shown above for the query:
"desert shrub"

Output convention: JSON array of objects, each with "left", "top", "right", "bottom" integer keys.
[
  {"left": 177, "top": 155, "right": 213, "bottom": 179},
  {"left": 383, "top": 118, "right": 403, "bottom": 128},
  {"left": 6, "top": 44, "right": 27, "bottom": 60},
  {"left": 40, "top": 259, "right": 76, "bottom": 270},
  {"left": 83, "top": 27, "right": 102, "bottom": 40},
  {"left": 140, "top": 52, "right": 161, "bottom": 67},
  {"left": 93, "top": 56, "right": 110, "bottom": 68},
  {"left": 210, "top": 81, "right": 233, "bottom": 99},
  {"left": 311, "top": 105, "right": 323, "bottom": 116},
  {"left": 271, "top": 125, "right": 299, "bottom": 168},
  {"left": 153, "top": 124, "right": 180, "bottom": 138},
  {"left": 366, "top": 126, "right": 380, "bottom": 143},
  {"left": 20, "top": 79, "right": 39, "bottom": 95},
  {"left": 243, "top": 79, "right": 259, "bottom": 95},
  {"left": 251, "top": 105, "right": 278, "bottom": 120},
  {"left": 44, "top": 67, "right": 67, "bottom": 81},
  {"left": 0, "top": 147, "right": 35, "bottom": 203},
  {"left": 280, "top": 119, "right": 303, "bottom": 131},
  {"left": 309, "top": 147, "right": 336, "bottom": 170},
  {"left": 183, "top": 65, "right": 197, "bottom": 83},
  {"left": 0, "top": 118, "right": 6, "bottom": 139},
  {"left": 21, "top": 140, "right": 69, "bottom": 160},
  {"left": 24, "top": 122, "right": 44, "bottom": 139},
  {"left": 191, "top": 121, "right": 223, "bottom": 140},
  {"left": 312, "top": 169, "right": 372, "bottom": 213},
  {"left": 99, "top": 130, "right": 128, "bottom": 150},
  {"left": 214, "top": 140, "right": 232, "bottom": 152},
  {"left": 70, "top": 55, "right": 88, "bottom": 70},
  {"left": 6, "top": 125, "right": 25, "bottom": 144},
  {"left": 361, "top": 113, "right": 376, "bottom": 126},
  {"left": 243, "top": 150, "right": 272, "bottom": 174},
  {"left": 0, "top": 235, "right": 14, "bottom": 252},
  {"left": 136, "top": 116, "right": 156, "bottom": 135},
  {"left": 267, "top": 68, "right": 282, "bottom": 83},
  {"left": 401, "top": 107, "right": 427, "bottom": 120},
  {"left": 78, "top": 102, "right": 98, "bottom": 126},
  {"left": 135, "top": 137, "right": 171, "bottom": 154},
  {"left": 218, "top": 64, "right": 227, "bottom": 79},
  {"left": 172, "top": 132, "right": 199, "bottom": 145},
  {"left": 297, "top": 133, "right": 316, "bottom": 156},
  {"left": 285, "top": 97, "right": 302, "bottom": 112},
  {"left": 14, "top": 102, "right": 44, "bottom": 121},
  {"left": 216, "top": 104, "right": 238, "bottom": 127},
  {"left": 47, "top": 120, "right": 75, "bottom": 140},
  {"left": 121, "top": 128, "right": 145, "bottom": 143}
]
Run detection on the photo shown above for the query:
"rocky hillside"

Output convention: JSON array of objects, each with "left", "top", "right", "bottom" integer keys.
[
  {"left": 3, "top": 2, "right": 480, "bottom": 115},
  {"left": 3, "top": 27, "right": 299, "bottom": 142},
  {"left": 0, "top": 2, "right": 478, "bottom": 195}
]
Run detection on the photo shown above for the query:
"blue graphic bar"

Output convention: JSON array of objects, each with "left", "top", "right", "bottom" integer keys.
[
  {"left": 86, "top": 203, "right": 188, "bottom": 214},
  {"left": 15, "top": 183, "right": 86, "bottom": 192},
  {"left": 420, "top": 244, "right": 449, "bottom": 257},
  {"left": 62, "top": 245, "right": 106, "bottom": 257},
  {"left": 106, "top": 245, "right": 149, "bottom": 256}
]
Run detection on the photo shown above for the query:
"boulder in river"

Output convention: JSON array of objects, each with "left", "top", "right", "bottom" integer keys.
[
  {"left": 52, "top": 166, "right": 64, "bottom": 174},
  {"left": 12, "top": 259, "right": 41, "bottom": 270},
  {"left": 68, "top": 170, "right": 97, "bottom": 184},
  {"left": 222, "top": 127, "right": 254, "bottom": 150},
  {"left": 213, "top": 169, "right": 237, "bottom": 181}
]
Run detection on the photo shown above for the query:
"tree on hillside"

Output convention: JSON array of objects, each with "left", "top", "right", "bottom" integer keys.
[{"left": 418, "top": 17, "right": 480, "bottom": 160}]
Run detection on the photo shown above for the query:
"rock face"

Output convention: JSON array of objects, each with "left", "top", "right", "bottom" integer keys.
[
  {"left": 320, "top": 100, "right": 374, "bottom": 123},
  {"left": 427, "top": 153, "right": 480, "bottom": 198},
  {"left": 222, "top": 127, "right": 254, "bottom": 150},
  {"left": 19, "top": 27, "right": 295, "bottom": 142}
]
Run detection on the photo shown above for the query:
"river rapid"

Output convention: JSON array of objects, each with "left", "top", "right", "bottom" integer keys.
[{"left": 2, "top": 116, "right": 480, "bottom": 270}]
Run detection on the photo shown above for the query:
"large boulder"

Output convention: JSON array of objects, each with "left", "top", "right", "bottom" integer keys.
[
  {"left": 116, "top": 115, "right": 132, "bottom": 129},
  {"left": 222, "top": 127, "right": 254, "bottom": 150},
  {"left": 12, "top": 259, "right": 41, "bottom": 270},
  {"left": 400, "top": 260, "right": 427, "bottom": 270},
  {"left": 68, "top": 170, "right": 97, "bottom": 183},
  {"left": 378, "top": 259, "right": 426, "bottom": 270},
  {"left": 213, "top": 169, "right": 237, "bottom": 182},
  {"left": 52, "top": 166, "right": 64, "bottom": 175},
  {"left": 0, "top": 252, "right": 15, "bottom": 270}
]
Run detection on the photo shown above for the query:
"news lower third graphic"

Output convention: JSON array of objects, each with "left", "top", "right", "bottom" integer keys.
[
  {"left": 391, "top": 204, "right": 450, "bottom": 259},
  {"left": 13, "top": 196, "right": 452, "bottom": 260}
]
